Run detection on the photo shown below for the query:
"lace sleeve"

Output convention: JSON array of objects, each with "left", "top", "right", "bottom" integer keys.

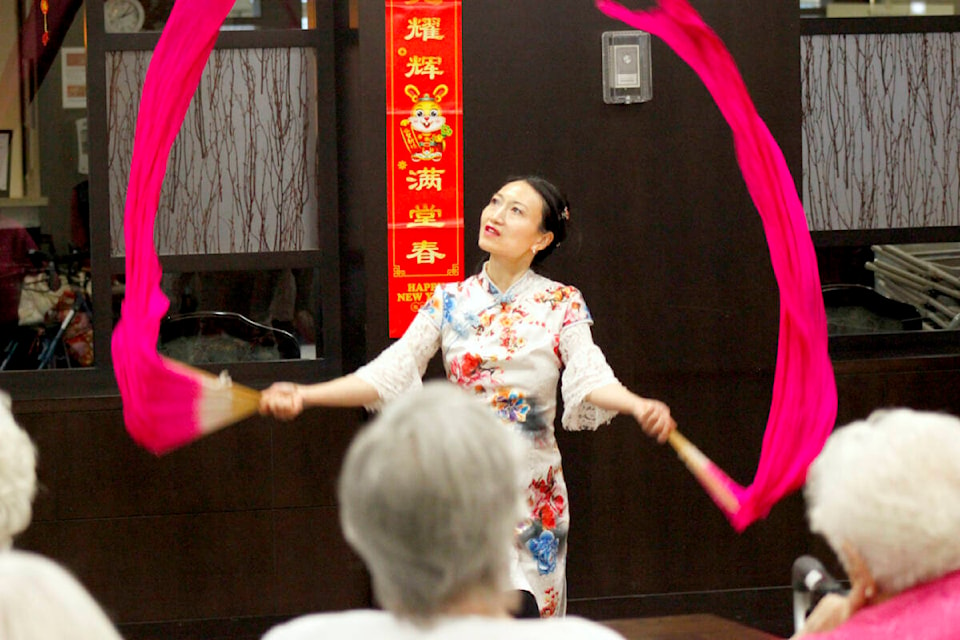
[
  {"left": 559, "top": 322, "right": 619, "bottom": 431},
  {"left": 355, "top": 311, "right": 441, "bottom": 411}
]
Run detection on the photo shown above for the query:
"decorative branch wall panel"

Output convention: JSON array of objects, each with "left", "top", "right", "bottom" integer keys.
[
  {"left": 108, "top": 48, "right": 321, "bottom": 255},
  {"left": 801, "top": 32, "right": 960, "bottom": 230}
]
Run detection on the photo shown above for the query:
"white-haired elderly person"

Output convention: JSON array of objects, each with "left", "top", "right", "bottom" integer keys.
[
  {"left": 263, "top": 381, "right": 625, "bottom": 639},
  {"left": 0, "top": 390, "right": 36, "bottom": 549},
  {"left": 0, "top": 549, "right": 124, "bottom": 640},
  {"left": 793, "top": 408, "right": 960, "bottom": 639}
]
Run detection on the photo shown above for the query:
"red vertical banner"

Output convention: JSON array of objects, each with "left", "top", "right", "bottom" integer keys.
[{"left": 386, "top": 0, "right": 464, "bottom": 337}]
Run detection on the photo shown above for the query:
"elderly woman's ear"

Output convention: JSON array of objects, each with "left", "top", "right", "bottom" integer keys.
[{"left": 840, "top": 542, "right": 880, "bottom": 611}]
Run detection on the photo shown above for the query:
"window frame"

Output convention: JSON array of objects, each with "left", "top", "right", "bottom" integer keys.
[{"left": 2, "top": 1, "right": 343, "bottom": 399}]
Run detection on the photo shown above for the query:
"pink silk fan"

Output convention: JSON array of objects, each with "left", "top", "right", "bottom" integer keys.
[
  {"left": 596, "top": 0, "right": 838, "bottom": 531},
  {"left": 112, "top": 0, "right": 260, "bottom": 455}
]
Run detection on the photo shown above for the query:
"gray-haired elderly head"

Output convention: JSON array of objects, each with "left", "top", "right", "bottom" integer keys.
[
  {"left": 0, "top": 550, "right": 123, "bottom": 640},
  {"left": 0, "top": 390, "right": 37, "bottom": 549},
  {"left": 338, "top": 381, "right": 523, "bottom": 619},
  {"left": 805, "top": 407, "right": 960, "bottom": 596}
]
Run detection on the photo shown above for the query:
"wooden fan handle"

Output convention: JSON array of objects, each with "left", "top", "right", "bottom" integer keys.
[{"left": 667, "top": 430, "right": 741, "bottom": 514}]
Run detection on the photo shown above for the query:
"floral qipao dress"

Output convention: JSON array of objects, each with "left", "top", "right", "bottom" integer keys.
[{"left": 355, "top": 265, "right": 620, "bottom": 617}]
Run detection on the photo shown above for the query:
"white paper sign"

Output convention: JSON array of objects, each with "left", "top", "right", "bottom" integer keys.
[
  {"left": 0, "top": 130, "right": 10, "bottom": 194},
  {"left": 76, "top": 118, "right": 88, "bottom": 174}
]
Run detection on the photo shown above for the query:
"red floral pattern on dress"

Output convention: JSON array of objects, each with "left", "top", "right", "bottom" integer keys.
[
  {"left": 528, "top": 466, "right": 565, "bottom": 531},
  {"left": 449, "top": 352, "right": 497, "bottom": 390},
  {"left": 476, "top": 302, "right": 529, "bottom": 353},
  {"left": 533, "top": 286, "right": 573, "bottom": 310},
  {"left": 562, "top": 300, "right": 589, "bottom": 328},
  {"left": 540, "top": 587, "right": 560, "bottom": 618},
  {"left": 533, "top": 286, "right": 590, "bottom": 329}
]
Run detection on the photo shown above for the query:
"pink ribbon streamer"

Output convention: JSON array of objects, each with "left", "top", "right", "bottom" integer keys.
[
  {"left": 596, "top": 0, "right": 838, "bottom": 530},
  {"left": 112, "top": 0, "right": 236, "bottom": 453}
]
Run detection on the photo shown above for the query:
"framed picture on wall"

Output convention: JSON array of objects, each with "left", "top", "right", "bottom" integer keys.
[
  {"left": 0, "top": 130, "right": 12, "bottom": 197},
  {"left": 228, "top": 0, "right": 261, "bottom": 18},
  {"left": 61, "top": 47, "right": 88, "bottom": 109}
]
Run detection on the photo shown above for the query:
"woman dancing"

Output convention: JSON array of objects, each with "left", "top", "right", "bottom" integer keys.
[{"left": 260, "top": 175, "right": 676, "bottom": 617}]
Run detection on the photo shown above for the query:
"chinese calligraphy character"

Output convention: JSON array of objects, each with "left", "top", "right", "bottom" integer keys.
[
  {"left": 407, "top": 168, "right": 445, "bottom": 191},
  {"left": 405, "top": 55, "right": 444, "bottom": 79},
  {"left": 408, "top": 205, "right": 443, "bottom": 227},
  {"left": 404, "top": 17, "right": 444, "bottom": 41},
  {"left": 406, "top": 240, "right": 446, "bottom": 264}
]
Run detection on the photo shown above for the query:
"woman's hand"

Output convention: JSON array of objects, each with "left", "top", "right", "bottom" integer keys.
[
  {"left": 257, "top": 374, "right": 380, "bottom": 418},
  {"left": 793, "top": 593, "right": 855, "bottom": 637},
  {"left": 631, "top": 397, "right": 677, "bottom": 443},
  {"left": 259, "top": 382, "right": 304, "bottom": 421},
  {"left": 794, "top": 543, "right": 874, "bottom": 637},
  {"left": 584, "top": 383, "right": 677, "bottom": 443}
]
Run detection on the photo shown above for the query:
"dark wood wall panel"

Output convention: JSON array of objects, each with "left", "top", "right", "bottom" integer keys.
[
  {"left": 273, "top": 507, "right": 371, "bottom": 613},
  {"left": 41, "top": 511, "right": 277, "bottom": 621},
  {"left": 835, "top": 371, "right": 890, "bottom": 425},
  {"left": 883, "top": 369, "right": 960, "bottom": 412},
  {"left": 559, "top": 373, "right": 805, "bottom": 601},
  {"left": 12, "top": 403, "right": 371, "bottom": 626},
  {"left": 21, "top": 410, "right": 273, "bottom": 519},
  {"left": 836, "top": 364, "right": 960, "bottom": 423},
  {"left": 272, "top": 408, "right": 362, "bottom": 508}
]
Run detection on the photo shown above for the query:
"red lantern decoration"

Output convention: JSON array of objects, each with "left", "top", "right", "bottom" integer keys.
[{"left": 40, "top": 0, "right": 50, "bottom": 46}]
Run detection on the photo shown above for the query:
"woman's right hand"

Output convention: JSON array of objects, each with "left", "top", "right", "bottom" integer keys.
[{"left": 259, "top": 382, "right": 304, "bottom": 421}]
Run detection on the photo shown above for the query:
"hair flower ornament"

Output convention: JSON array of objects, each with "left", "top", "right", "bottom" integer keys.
[{"left": 559, "top": 206, "right": 570, "bottom": 221}]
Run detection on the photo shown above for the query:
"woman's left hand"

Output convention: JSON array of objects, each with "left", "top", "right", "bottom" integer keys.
[
  {"left": 584, "top": 383, "right": 677, "bottom": 443},
  {"left": 631, "top": 398, "right": 677, "bottom": 443},
  {"left": 793, "top": 593, "right": 854, "bottom": 637}
]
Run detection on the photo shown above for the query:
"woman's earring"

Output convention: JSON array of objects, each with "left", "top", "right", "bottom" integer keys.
[{"left": 531, "top": 247, "right": 538, "bottom": 255}]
